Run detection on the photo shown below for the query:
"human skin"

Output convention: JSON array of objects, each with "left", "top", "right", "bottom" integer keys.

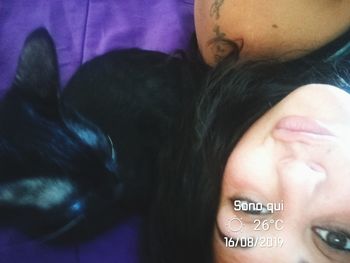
[
  {"left": 194, "top": 0, "right": 350, "bottom": 65},
  {"left": 214, "top": 84, "right": 350, "bottom": 262}
]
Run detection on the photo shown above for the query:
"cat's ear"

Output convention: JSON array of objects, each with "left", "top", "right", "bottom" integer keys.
[{"left": 13, "top": 28, "right": 60, "bottom": 103}]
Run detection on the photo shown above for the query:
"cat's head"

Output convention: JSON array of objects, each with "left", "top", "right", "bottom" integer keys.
[{"left": 0, "top": 28, "right": 122, "bottom": 240}]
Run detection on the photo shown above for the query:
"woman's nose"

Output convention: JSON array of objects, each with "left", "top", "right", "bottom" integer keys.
[{"left": 278, "top": 159, "right": 327, "bottom": 207}]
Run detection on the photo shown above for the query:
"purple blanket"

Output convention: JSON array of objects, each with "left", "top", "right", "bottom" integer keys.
[
  {"left": 0, "top": 0, "right": 194, "bottom": 92},
  {"left": 0, "top": 0, "right": 194, "bottom": 262},
  {"left": 0, "top": 217, "right": 142, "bottom": 263}
]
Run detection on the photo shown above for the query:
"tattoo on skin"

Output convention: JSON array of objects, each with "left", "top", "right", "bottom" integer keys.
[
  {"left": 213, "top": 25, "right": 226, "bottom": 40},
  {"left": 208, "top": 25, "right": 244, "bottom": 64},
  {"left": 210, "top": 0, "right": 225, "bottom": 20}
]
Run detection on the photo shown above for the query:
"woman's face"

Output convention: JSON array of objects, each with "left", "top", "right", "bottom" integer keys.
[
  {"left": 195, "top": 0, "right": 350, "bottom": 65},
  {"left": 214, "top": 84, "right": 350, "bottom": 262}
]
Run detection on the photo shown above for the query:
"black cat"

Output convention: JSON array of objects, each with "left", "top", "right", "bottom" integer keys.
[{"left": 0, "top": 28, "right": 201, "bottom": 241}]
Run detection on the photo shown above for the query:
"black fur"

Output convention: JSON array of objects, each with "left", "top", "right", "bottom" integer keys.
[{"left": 0, "top": 28, "right": 201, "bottom": 241}]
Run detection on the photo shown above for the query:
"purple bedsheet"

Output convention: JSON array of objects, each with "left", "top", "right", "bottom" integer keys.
[
  {"left": 0, "top": 0, "right": 194, "bottom": 92},
  {"left": 0, "top": 216, "right": 142, "bottom": 263},
  {"left": 0, "top": 0, "right": 194, "bottom": 262}
]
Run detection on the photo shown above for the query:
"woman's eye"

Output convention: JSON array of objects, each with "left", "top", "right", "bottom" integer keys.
[
  {"left": 313, "top": 227, "right": 350, "bottom": 251},
  {"left": 233, "top": 198, "right": 270, "bottom": 215},
  {"left": 107, "top": 135, "right": 117, "bottom": 162}
]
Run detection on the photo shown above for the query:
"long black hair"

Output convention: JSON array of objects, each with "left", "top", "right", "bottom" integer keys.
[{"left": 146, "top": 46, "right": 350, "bottom": 262}]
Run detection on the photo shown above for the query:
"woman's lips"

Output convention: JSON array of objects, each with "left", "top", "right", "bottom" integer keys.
[
  {"left": 273, "top": 116, "right": 335, "bottom": 142},
  {"left": 275, "top": 116, "right": 334, "bottom": 136}
]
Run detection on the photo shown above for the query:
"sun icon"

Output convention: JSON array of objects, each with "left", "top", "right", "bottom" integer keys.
[{"left": 225, "top": 217, "right": 244, "bottom": 232}]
